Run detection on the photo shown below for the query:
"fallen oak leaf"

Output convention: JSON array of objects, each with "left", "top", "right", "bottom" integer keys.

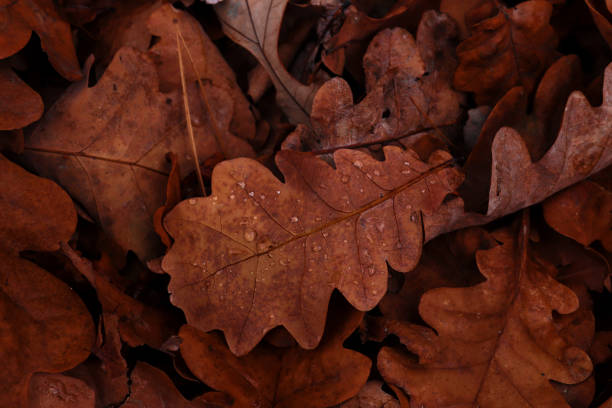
[
  {"left": 0, "top": 154, "right": 95, "bottom": 407},
  {"left": 179, "top": 297, "right": 371, "bottom": 407},
  {"left": 378, "top": 214, "right": 593, "bottom": 408},
  {"left": 283, "top": 11, "right": 465, "bottom": 154},
  {"left": 162, "top": 146, "right": 462, "bottom": 355},
  {"left": 453, "top": 0, "right": 559, "bottom": 105},
  {"left": 213, "top": 0, "right": 320, "bottom": 124}
]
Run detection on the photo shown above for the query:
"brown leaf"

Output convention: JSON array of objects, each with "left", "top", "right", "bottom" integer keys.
[
  {"left": 179, "top": 298, "right": 371, "bottom": 407},
  {"left": 1, "top": 0, "right": 82, "bottom": 80},
  {"left": 543, "top": 180, "right": 612, "bottom": 250},
  {"left": 322, "top": 0, "right": 437, "bottom": 75},
  {"left": 378, "top": 218, "right": 593, "bottom": 407},
  {"left": 336, "top": 381, "right": 400, "bottom": 408},
  {"left": 162, "top": 146, "right": 461, "bottom": 355},
  {"left": 453, "top": 0, "right": 559, "bottom": 105},
  {"left": 123, "top": 362, "right": 206, "bottom": 408},
  {"left": 460, "top": 55, "right": 583, "bottom": 212},
  {"left": 0, "top": 154, "right": 94, "bottom": 407},
  {"left": 147, "top": 3, "right": 256, "bottom": 144},
  {"left": 283, "top": 11, "right": 464, "bottom": 153},
  {"left": 27, "top": 373, "right": 94, "bottom": 408},
  {"left": 585, "top": 0, "right": 612, "bottom": 50},
  {"left": 0, "top": 64, "right": 43, "bottom": 130},
  {"left": 213, "top": 0, "right": 319, "bottom": 124}
]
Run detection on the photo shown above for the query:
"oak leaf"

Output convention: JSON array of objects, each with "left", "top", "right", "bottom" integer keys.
[
  {"left": 23, "top": 44, "right": 253, "bottom": 260},
  {"left": 453, "top": 0, "right": 559, "bottom": 105},
  {"left": 213, "top": 0, "right": 319, "bottom": 124},
  {"left": 378, "top": 219, "right": 593, "bottom": 408},
  {"left": 0, "top": 155, "right": 95, "bottom": 407},
  {"left": 283, "top": 11, "right": 464, "bottom": 153},
  {"left": 162, "top": 146, "right": 461, "bottom": 355},
  {"left": 178, "top": 298, "right": 371, "bottom": 407}
]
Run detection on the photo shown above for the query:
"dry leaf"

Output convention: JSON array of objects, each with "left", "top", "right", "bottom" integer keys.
[
  {"left": 378, "top": 217, "right": 593, "bottom": 407},
  {"left": 0, "top": 0, "right": 82, "bottom": 80},
  {"left": 283, "top": 11, "right": 464, "bottom": 153},
  {"left": 27, "top": 373, "right": 94, "bottom": 408},
  {"left": 0, "top": 63, "right": 43, "bottom": 130},
  {"left": 179, "top": 298, "right": 371, "bottom": 407},
  {"left": 454, "top": 0, "right": 559, "bottom": 105},
  {"left": 213, "top": 0, "right": 319, "bottom": 124},
  {"left": 0, "top": 155, "right": 94, "bottom": 407},
  {"left": 162, "top": 146, "right": 461, "bottom": 355},
  {"left": 543, "top": 180, "right": 612, "bottom": 250}
]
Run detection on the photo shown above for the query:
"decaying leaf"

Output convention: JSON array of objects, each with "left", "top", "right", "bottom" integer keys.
[
  {"left": 0, "top": 0, "right": 82, "bottom": 80},
  {"left": 27, "top": 373, "right": 95, "bottom": 408},
  {"left": 460, "top": 55, "right": 583, "bottom": 212},
  {"left": 283, "top": 11, "right": 464, "bottom": 153},
  {"left": 213, "top": 0, "right": 319, "bottom": 124},
  {"left": 123, "top": 362, "right": 206, "bottom": 408},
  {"left": 0, "top": 155, "right": 94, "bottom": 407},
  {"left": 337, "top": 381, "right": 400, "bottom": 408},
  {"left": 543, "top": 180, "right": 612, "bottom": 250},
  {"left": 179, "top": 298, "right": 371, "bottom": 407},
  {"left": 0, "top": 63, "right": 43, "bottom": 131},
  {"left": 454, "top": 0, "right": 559, "bottom": 105},
  {"left": 378, "top": 216, "right": 593, "bottom": 407},
  {"left": 162, "top": 146, "right": 461, "bottom": 355}
]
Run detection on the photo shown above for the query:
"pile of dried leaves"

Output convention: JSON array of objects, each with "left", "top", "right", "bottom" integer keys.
[{"left": 1, "top": 0, "right": 612, "bottom": 407}]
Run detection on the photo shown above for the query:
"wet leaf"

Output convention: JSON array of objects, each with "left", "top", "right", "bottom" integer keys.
[{"left": 378, "top": 216, "right": 593, "bottom": 407}]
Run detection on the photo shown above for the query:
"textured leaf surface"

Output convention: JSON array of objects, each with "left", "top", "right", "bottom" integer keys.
[
  {"left": 179, "top": 298, "right": 370, "bottom": 407},
  {"left": 453, "top": 0, "right": 559, "bottom": 105},
  {"left": 213, "top": 0, "right": 319, "bottom": 124},
  {"left": 378, "top": 219, "right": 593, "bottom": 407},
  {"left": 0, "top": 155, "right": 94, "bottom": 407},
  {"left": 163, "top": 146, "right": 460, "bottom": 354}
]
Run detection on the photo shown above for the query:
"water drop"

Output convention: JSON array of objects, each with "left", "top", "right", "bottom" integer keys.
[
  {"left": 212, "top": 195, "right": 218, "bottom": 201},
  {"left": 376, "top": 222, "right": 385, "bottom": 233},
  {"left": 260, "top": 194, "right": 266, "bottom": 199},
  {"left": 237, "top": 181, "right": 246, "bottom": 189},
  {"left": 367, "top": 266, "right": 376, "bottom": 276},
  {"left": 401, "top": 170, "right": 410, "bottom": 175},
  {"left": 229, "top": 194, "right": 236, "bottom": 200},
  {"left": 290, "top": 216, "right": 299, "bottom": 223},
  {"left": 315, "top": 216, "right": 322, "bottom": 222},
  {"left": 189, "top": 199, "right": 196, "bottom": 205},
  {"left": 279, "top": 259, "right": 289, "bottom": 266},
  {"left": 404, "top": 161, "right": 410, "bottom": 166},
  {"left": 373, "top": 170, "right": 380, "bottom": 176},
  {"left": 353, "top": 160, "right": 363, "bottom": 168},
  {"left": 276, "top": 190, "right": 281, "bottom": 194},
  {"left": 322, "top": 232, "right": 329, "bottom": 238},
  {"left": 248, "top": 191, "right": 254, "bottom": 197},
  {"left": 257, "top": 243, "right": 267, "bottom": 252},
  {"left": 244, "top": 228, "right": 256, "bottom": 242},
  {"left": 312, "top": 245, "right": 322, "bottom": 252},
  {"left": 341, "top": 175, "right": 350, "bottom": 183}
]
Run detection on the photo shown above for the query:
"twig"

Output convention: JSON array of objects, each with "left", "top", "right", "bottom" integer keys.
[{"left": 176, "top": 28, "right": 206, "bottom": 196}]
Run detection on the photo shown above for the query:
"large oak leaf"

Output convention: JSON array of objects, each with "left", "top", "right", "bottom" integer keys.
[
  {"left": 0, "top": 155, "right": 94, "bottom": 407},
  {"left": 162, "top": 146, "right": 461, "bottom": 355},
  {"left": 453, "top": 0, "right": 559, "bottom": 105},
  {"left": 378, "top": 219, "right": 593, "bottom": 407},
  {"left": 213, "top": 0, "right": 319, "bottom": 124}
]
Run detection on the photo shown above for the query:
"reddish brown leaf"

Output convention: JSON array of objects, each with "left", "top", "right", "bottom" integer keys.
[
  {"left": 213, "top": 0, "right": 320, "bottom": 124},
  {"left": 1, "top": 0, "right": 82, "bottom": 80},
  {"left": 543, "top": 180, "right": 612, "bottom": 249},
  {"left": 453, "top": 0, "right": 559, "bottom": 105},
  {"left": 162, "top": 146, "right": 461, "bottom": 354},
  {"left": 0, "top": 155, "right": 94, "bottom": 407},
  {"left": 283, "top": 11, "right": 464, "bottom": 153},
  {"left": 27, "top": 373, "right": 94, "bottom": 408},
  {"left": 460, "top": 55, "right": 583, "bottom": 211},
  {"left": 378, "top": 218, "right": 593, "bottom": 407},
  {"left": 336, "top": 381, "right": 400, "bottom": 408},
  {"left": 179, "top": 298, "right": 371, "bottom": 407},
  {"left": 0, "top": 64, "right": 43, "bottom": 130},
  {"left": 123, "top": 362, "right": 207, "bottom": 408}
]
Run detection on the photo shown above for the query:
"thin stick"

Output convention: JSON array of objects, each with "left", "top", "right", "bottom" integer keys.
[
  {"left": 176, "top": 29, "right": 206, "bottom": 196},
  {"left": 176, "top": 29, "right": 227, "bottom": 159}
]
